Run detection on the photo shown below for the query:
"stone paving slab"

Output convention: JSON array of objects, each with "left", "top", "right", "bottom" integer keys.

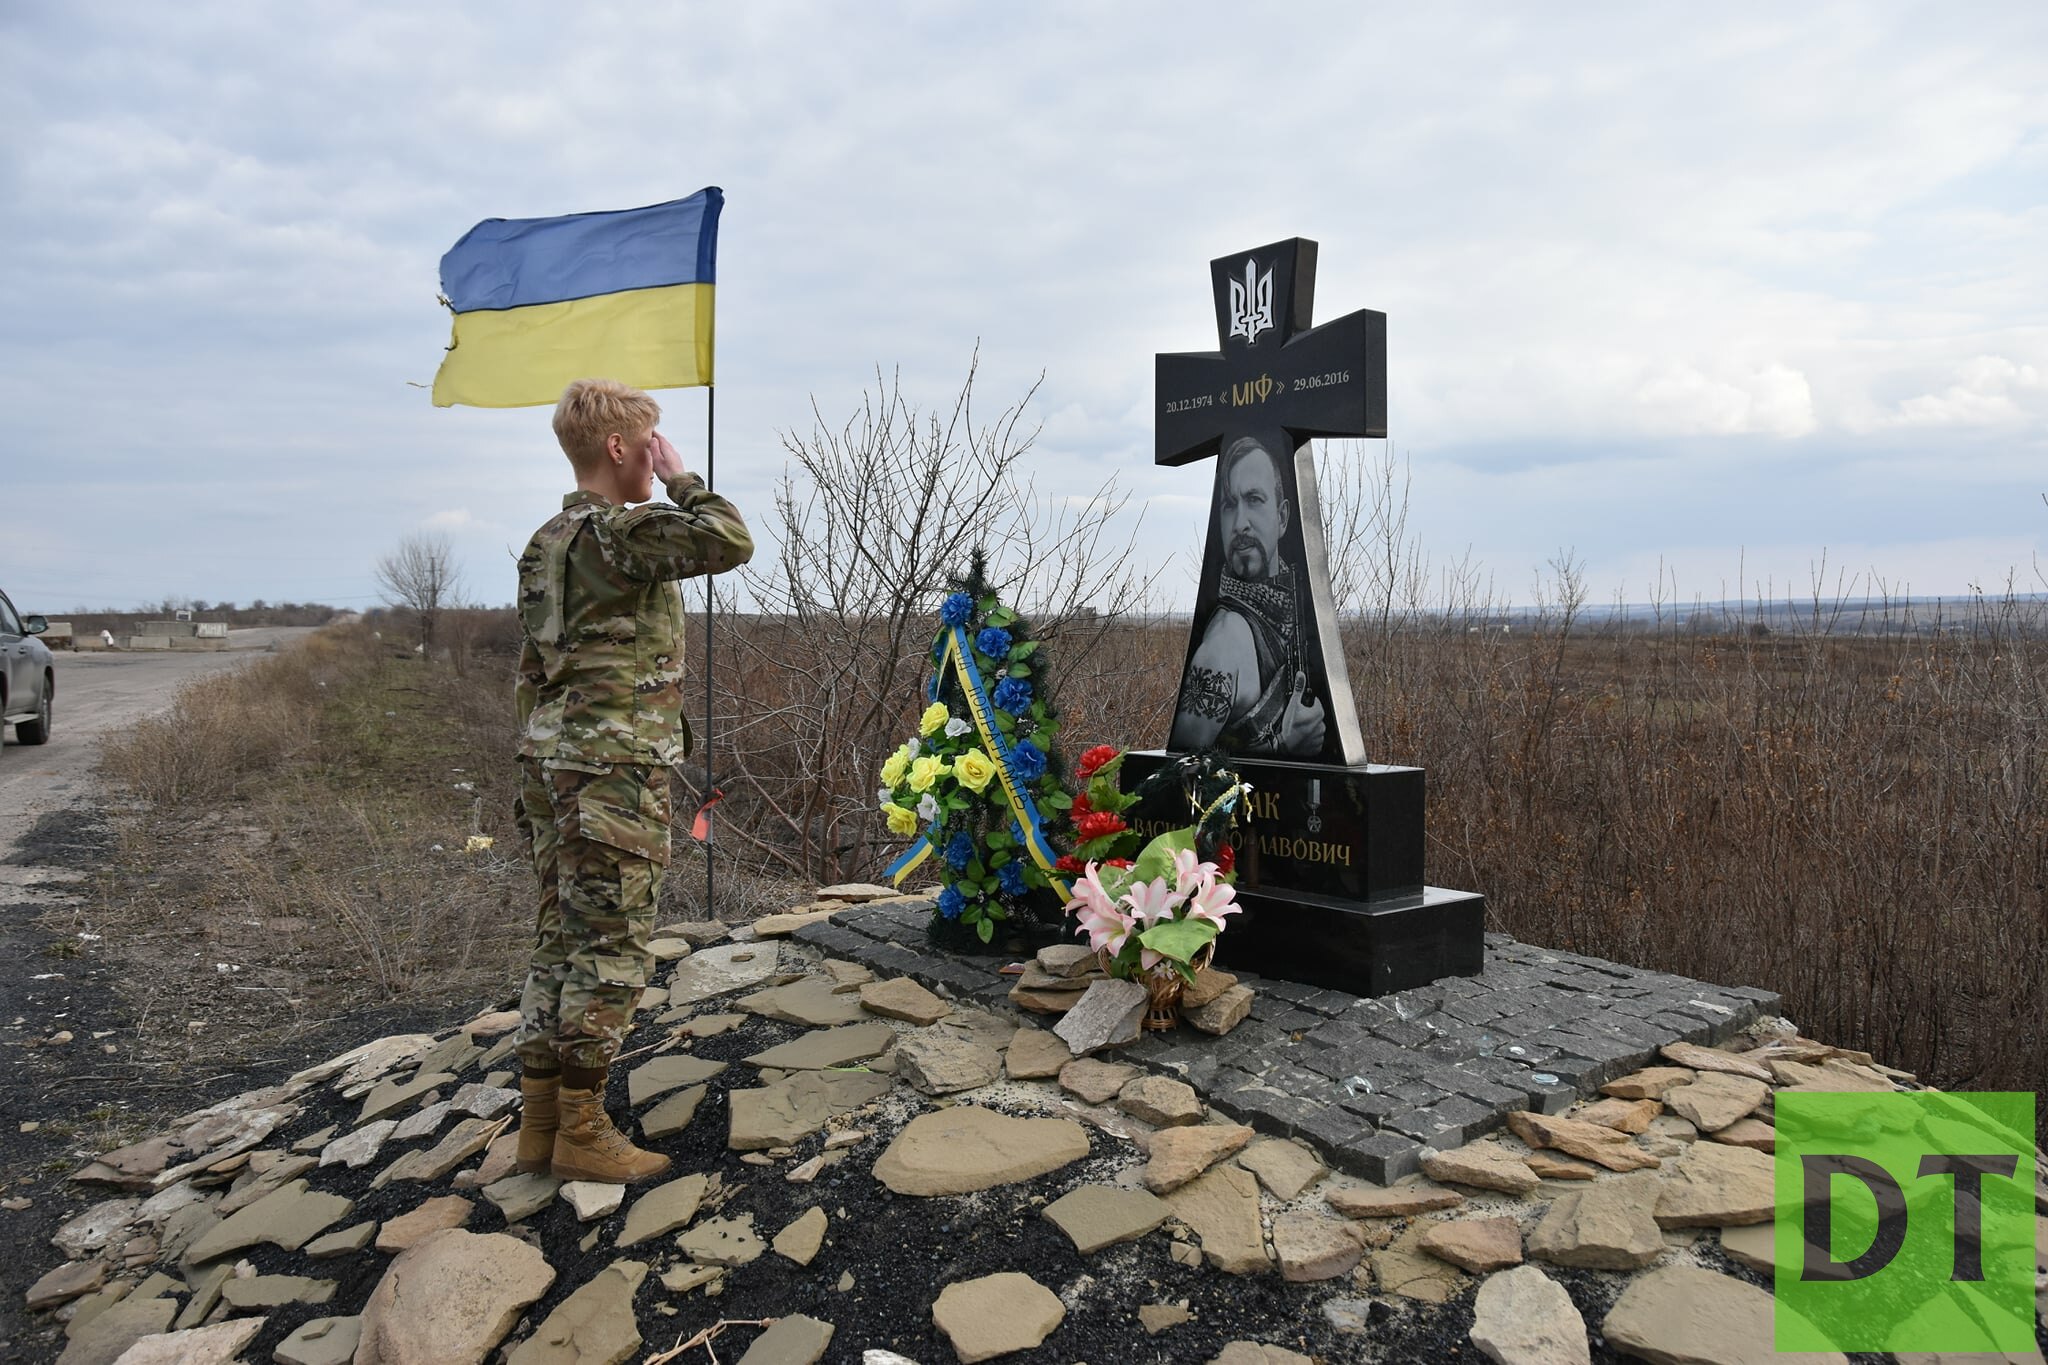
[{"left": 795, "top": 902, "right": 1782, "bottom": 1183}]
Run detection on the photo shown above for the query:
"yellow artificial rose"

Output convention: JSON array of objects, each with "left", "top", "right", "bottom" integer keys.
[
  {"left": 879, "top": 745, "right": 910, "bottom": 788},
  {"left": 954, "top": 747, "right": 997, "bottom": 793},
  {"left": 919, "top": 702, "right": 950, "bottom": 737},
  {"left": 881, "top": 802, "right": 918, "bottom": 836},
  {"left": 908, "top": 755, "right": 951, "bottom": 793}
]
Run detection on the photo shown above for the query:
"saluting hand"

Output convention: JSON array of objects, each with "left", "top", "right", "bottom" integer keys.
[{"left": 650, "top": 430, "right": 687, "bottom": 481}]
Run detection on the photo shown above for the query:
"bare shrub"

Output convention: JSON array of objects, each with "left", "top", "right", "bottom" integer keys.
[{"left": 375, "top": 531, "right": 463, "bottom": 650}]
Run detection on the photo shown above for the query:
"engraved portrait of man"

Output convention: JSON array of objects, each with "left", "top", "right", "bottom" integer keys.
[{"left": 1170, "top": 434, "right": 1328, "bottom": 757}]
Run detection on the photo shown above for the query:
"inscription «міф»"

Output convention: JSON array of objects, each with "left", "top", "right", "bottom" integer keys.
[{"left": 1127, "top": 783, "right": 1356, "bottom": 869}]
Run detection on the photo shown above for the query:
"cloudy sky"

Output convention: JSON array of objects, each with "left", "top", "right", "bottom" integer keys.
[{"left": 2, "top": 2, "right": 2043, "bottom": 614}]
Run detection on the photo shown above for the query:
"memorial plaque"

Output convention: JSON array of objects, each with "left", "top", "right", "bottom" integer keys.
[{"left": 1145, "top": 239, "right": 1484, "bottom": 996}]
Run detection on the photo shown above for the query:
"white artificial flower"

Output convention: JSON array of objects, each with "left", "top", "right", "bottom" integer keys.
[
  {"left": 944, "top": 717, "right": 972, "bottom": 738},
  {"left": 917, "top": 793, "right": 940, "bottom": 822},
  {"left": 877, "top": 787, "right": 893, "bottom": 805},
  {"left": 906, "top": 737, "right": 921, "bottom": 758}
]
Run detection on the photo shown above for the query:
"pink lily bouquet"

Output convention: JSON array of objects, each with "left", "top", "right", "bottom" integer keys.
[{"left": 1070, "top": 825, "right": 1242, "bottom": 985}]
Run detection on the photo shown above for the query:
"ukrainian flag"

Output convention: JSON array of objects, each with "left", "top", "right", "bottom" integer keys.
[{"left": 431, "top": 188, "right": 722, "bottom": 408}]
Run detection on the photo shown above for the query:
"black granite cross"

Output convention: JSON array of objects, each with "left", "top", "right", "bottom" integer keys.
[{"left": 1154, "top": 237, "right": 1386, "bottom": 467}]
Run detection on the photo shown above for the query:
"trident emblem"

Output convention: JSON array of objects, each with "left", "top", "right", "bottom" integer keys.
[{"left": 1228, "top": 257, "right": 1275, "bottom": 343}]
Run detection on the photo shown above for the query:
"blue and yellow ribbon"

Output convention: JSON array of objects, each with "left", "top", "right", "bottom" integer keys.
[{"left": 885, "top": 624, "right": 1071, "bottom": 904}]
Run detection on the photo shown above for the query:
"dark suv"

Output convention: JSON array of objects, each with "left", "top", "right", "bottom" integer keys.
[{"left": 1, "top": 588, "right": 54, "bottom": 753}]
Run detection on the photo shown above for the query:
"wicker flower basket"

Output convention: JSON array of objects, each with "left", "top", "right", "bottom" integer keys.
[{"left": 1103, "top": 942, "right": 1215, "bottom": 1031}]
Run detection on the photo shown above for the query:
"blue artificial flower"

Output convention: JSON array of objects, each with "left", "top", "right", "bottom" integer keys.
[
  {"left": 937, "top": 885, "right": 966, "bottom": 920},
  {"left": 998, "top": 861, "right": 1028, "bottom": 896},
  {"left": 991, "top": 676, "right": 1033, "bottom": 714},
  {"left": 941, "top": 592, "right": 974, "bottom": 627},
  {"left": 975, "top": 626, "right": 1013, "bottom": 659},
  {"left": 926, "top": 676, "right": 938, "bottom": 703},
  {"left": 1010, "top": 739, "right": 1047, "bottom": 782},
  {"left": 944, "top": 830, "right": 975, "bottom": 871}
]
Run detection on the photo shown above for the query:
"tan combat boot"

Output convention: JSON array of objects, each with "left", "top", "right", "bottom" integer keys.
[
  {"left": 552, "top": 1085, "right": 672, "bottom": 1183},
  {"left": 513, "top": 1073, "right": 560, "bottom": 1174}
]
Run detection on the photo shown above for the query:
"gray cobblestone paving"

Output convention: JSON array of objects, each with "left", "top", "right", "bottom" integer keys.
[{"left": 792, "top": 903, "right": 1782, "bottom": 1183}]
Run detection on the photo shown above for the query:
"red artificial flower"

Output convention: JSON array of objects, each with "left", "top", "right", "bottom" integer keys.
[
  {"left": 1076, "top": 811, "right": 1127, "bottom": 841},
  {"left": 1069, "top": 793, "right": 1092, "bottom": 820},
  {"left": 1053, "top": 854, "right": 1084, "bottom": 874},
  {"left": 1213, "top": 843, "right": 1236, "bottom": 875},
  {"left": 1076, "top": 744, "right": 1120, "bottom": 780},
  {"left": 1104, "top": 858, "right": 1133, "bottom": 869}
]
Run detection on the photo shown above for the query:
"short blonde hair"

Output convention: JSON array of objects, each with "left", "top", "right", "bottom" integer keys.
[{"left": 553, "top": 379, "right": 661, "bottom": 472}]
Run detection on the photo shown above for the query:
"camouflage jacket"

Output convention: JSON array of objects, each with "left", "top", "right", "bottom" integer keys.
[{"left": 515, "top": 473, "right": 753, "bottom": 766}]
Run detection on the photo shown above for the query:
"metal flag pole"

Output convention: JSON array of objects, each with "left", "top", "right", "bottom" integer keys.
[{"left": 703, "top": 384, "right": 717, "bottom": 917}]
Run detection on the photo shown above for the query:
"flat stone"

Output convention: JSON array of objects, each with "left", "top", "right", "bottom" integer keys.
[
  {"left": 1326, "top": 1177, "right": 1468, "bottom": 1217},
  {"left": 735, "top": 1313, "right": 835, "bottom": 1365},
  {"left": 1008, "top": 982, "right": 1088, "bottom": 1014},
  {"left": 389, "top": 1102, "right": 452, "bottom": 1144},
  {"left": 354, "top": 1229, "right": 555, "bottom": 1365},
  {"left": 820, "top": 958, "right": 874, "bottom": 989},
  {"left": 1662, "top": 1072, "right": 1768, "bottom": 1133},
  {"left": 1506, "top": 1111, "right": 1662, "bottom": 1172},
  {"left": 668, "top": 943, "right": 782, "bottom": 1005},
  {"left": 1601, "top": 1066, "right": 1696, "bottom": 1100},
  {"left": 373, "top": 1118, "right": 493, "bottom": 1187},
  {"left": 638, "top": 1084, "right": 707, "bottom": 1140},
  {"left": 1658, "top": 1042, "right": 1774, "bottom": 1084},
  {"left": 465, "top": 1133, "right": 522, "bottom": 1189},
  {"left": 57, "top": 1293, "right": 175, "bottom": 1363},
  {"left": 296, "top": 1033, "right": 432, "bottom": 1091},
  {"left": 625, "top": 1054, "right": 727, "bottom": 1106},
  {"left": 376, "top": 1195, "right": 472, "bottom": 1252},
  {"left": 1653, "top": 1139, "right": 1775, "bottom": 1227},
  {"left": 659, "top": 1263, "right": 722, "bottom": 1295},
  {"left": 740, "top": 976, "right": 867, "bottom": 1027},
  {"left": 1526, "top": 1151, "right": 1600, "bottom": 1181},
  {"left": 656, "top": 918, "right": 730, "bottom": 946},
  {"left": 483, "top": 1173, "right": 561, "bottom": 1224},
  {"left": 1180, "top": 965, "right": 1239, "bottom": 1009},
  {"left": 1185, "top": 982, "right": 1254, "bottom": 1034},
  {"left": 1604, "top": 1265, "right": 1847, "bottom": 1365},
  {"left": 180, "top": 1179, "right": 352, "bottom": 1265},
  {"left": 1708, "top": 1118, "right": 1777, "bottom": 1152},
  {"left": 1371, "top": 1221, "right": 1469, "bottom": 1303},
  {"left": 932, "top": 1272, "right": 1065, "bottom": 1363},
  {"left": 618, "top": 1174, "right": 709, "bottom": 1248},
  {"left": 1142, "top": 1122, "right": 1255, "bottom": 1193},
  {"left": 412, "top": 1033, "right": 483, "bottom": 1078},
  {"left": 935, "top": 1007, "right": 1017, "bottom": 1051},
  {"left": 743, "top": 1022, "right": 894, "bottom": 1071},
  {"left": 1422, "top": 1139, "right": 1541, "bottom": 1194},
  {"left": 648, "top": 938, "right": 691, "bottom": 962},
  {"left": 893, "top": 1031, "right": 1002, "bottom": 1095},
  {"left": 858, "top": 977, "right": 952, "bottom": 1025},
  {"left": 728, "top": 1070, "right": 892, "bottom": 1151},
  {"left": 505, "top": 1259, "right": 647, "bottom": 1365},
  {"left": 359, "top": 1071, "right": 456, "bottom": 1124},
  {"left": 306, "top": 1220, "right": 378, "bottom": 1258},
  {"left": 1237, "top": 1137, "right": 1327, "bottom": 1200},
  {"left": 677, "top": 1215, "right": 764, "bottom": 1267},
  {"left": 683, "top": 1012, "right": 747, "bottom": 1038},
  {"left": 76, "top": 1135, "right": 181, "bottom": 1187},
  {"left": 219, "top": 1273, "right": 337, "bottom": 1308},
  {"left": 751, "top": 907, "right": 841, "bottom": 938},
  {"left": 1165, "top": 1163, "right": 1269, "bottom": 1274},
  {"left": 771, "top": 1206, "right": 828, "bottom": 1265},
  {"left": 107, "top": 1317, "right": 262, "bottom": 1365},
  {"left": 1043, "top": 1185, "right": 1171, "bottom": 1253},
  {"left": 1717, "top": 1221, "right": 1775, "bottom": 1273},
  {"left": 52, "top": 1197, "right": 141, "bottom": 1258},
  {"left": 1773, "top": 1055, "right": 1898, "bottom": 1093},
  {"left": 816, "top": 882, "right": 896, "bottom": 901},
  {"left": 1036, "top": 944, "right": 1097, "bottom": 978},
  {"left": 272, "top": 1315, "right": 362, "bottom": 1365},
  {"left": 1274, "top": 1211, "right": 1367, "bottom": 1282},
  {"left": 1004, "top": 1027, "right": 1073, "bottom": 1079},
  {"left": 873, "top": 1106, "right": 1090, "bottom": 1195},
  {"left": 1421, "top": 1216, "right": 1524, "bottom": 1273},
  {"left": 1574, "top": 1097, "right": 1661, "bottom": 1134},
  {"left": 451, "top": 1083, "right": 521, "bottom": 1121},
  {"left": 785, "top": 1152, "right": 845, "bottom": 1183},
  {"left": 1053, "top": 978, "right": 1148, "bottom": 1054},
  {"left": 1138, "top": 1302, "right": 1192, "bottom": 1335},
  {"left": 320, "top": 1120, "right": 398, "bottom": 1170},
  {"left": 560, "top": 1181, "right": 626, "bottom": 1222},
  {"left": 1469, "top": 1264, "right": 1591, "bottom": 1365},
  {"left": 27, "top": 1258, "right": 106, "bottom": 1310},
  {"left": 1527, "top": 1172, "right": 1667, "bottom": 1270},
  {"left": 1059, "top": 1057, "right": 1140, "bottom": 1105},
  {"left": 1118, "top": 1075, "right": 1203, "bottom": 1126}
]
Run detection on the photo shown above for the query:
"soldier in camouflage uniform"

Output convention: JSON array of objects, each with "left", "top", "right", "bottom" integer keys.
[{"left": 510, "top": 377, "right": 753, "bottom": 1184}]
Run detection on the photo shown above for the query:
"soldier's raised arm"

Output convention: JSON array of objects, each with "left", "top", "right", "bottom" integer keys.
[{"left": 592, "top": 431, "right": 754, "bottom": 583}]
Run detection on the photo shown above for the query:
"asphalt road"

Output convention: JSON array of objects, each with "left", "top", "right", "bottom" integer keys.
[{"left": 0, "top": 628, "right": 315, "bottom": 888}]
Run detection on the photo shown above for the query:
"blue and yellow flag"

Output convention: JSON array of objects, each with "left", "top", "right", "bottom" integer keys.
[{"left": 432, "top": 188, "right": 722, "bottom": 408}]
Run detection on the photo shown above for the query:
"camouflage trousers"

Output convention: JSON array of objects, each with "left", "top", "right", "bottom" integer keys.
[{"left": 512, "top": 759, "right": 672, "bottom": 1071}]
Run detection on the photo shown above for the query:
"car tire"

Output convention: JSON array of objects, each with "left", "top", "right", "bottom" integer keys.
[{"left": 16, "top": 675, "right": 51, "bottom": 745}]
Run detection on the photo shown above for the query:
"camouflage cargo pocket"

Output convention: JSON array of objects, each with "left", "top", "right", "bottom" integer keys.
[
  {"left": 591, "top": 953, "right": 649, "bottom": 990},
  {"left": 574, "top": 765, "right": 673, "bottom": 865}
]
